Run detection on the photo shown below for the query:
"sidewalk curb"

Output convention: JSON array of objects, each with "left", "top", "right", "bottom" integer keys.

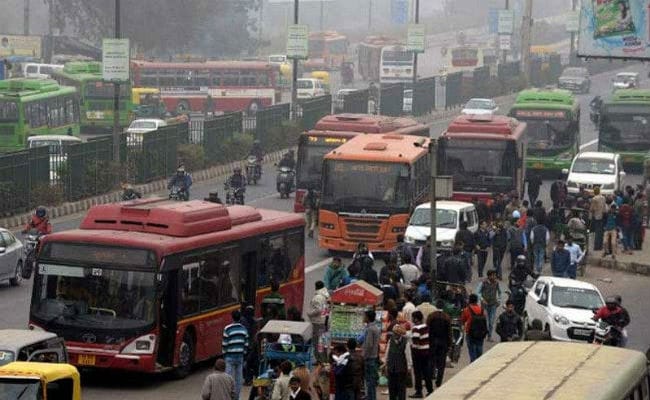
[
  {"left": 586, "top": 255, "right": 650, "bottom": 276},
  {"left": 1, "top": 148, "right": 292, "bottom": 230}
]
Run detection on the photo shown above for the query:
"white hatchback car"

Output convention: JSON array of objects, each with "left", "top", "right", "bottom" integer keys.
[
  {"left": 564, "top": 151, "right": 625, "bottom": 196},
  {"left": 525, "top": 277, "right": 605, "bottom": 342},
  {"left": 0, "top": 229, "right": 24, "bottom": 287},
  {"left": 404, "top": 201, "right": 479, "bottom": 248},
  {"left": 461, "top": 98, "right": 498, "bottom": 116}
]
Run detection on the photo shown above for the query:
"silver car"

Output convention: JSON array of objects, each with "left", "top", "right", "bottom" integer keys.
[{"left": 0, "top": 228, "right": 24, "bottom": 286}]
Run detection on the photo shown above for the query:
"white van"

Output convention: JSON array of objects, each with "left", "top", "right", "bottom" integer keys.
[
  {"left": 296, "top": 78, "right": 326, "bottom": 99},
  {"left": 22, "top": 63, "right": 64, "bottom": 79},
  {"left": 27, "top": 135, "right": 82, "bottom": 182},
  {"left": 405, "top": 201, "right": 479, "bottom": 248}
]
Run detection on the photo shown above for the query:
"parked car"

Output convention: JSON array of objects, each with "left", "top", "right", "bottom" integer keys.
[
  {"left": 564, "top": 151, "right": 625, "bottom": 196},
  {"left": 404, "top": 201, "right": 479, "bottom": 248},
  {"left": 27, "top": 135, "right": 82, "bottom": 182},
  {"left": 612, "top": 72, "right": 639, "bottom": 90},
  {"left": 403, "top": 89, "right": 413, "bottom": 113},
  {"left": 0, "top": 228, "right": 24, "bottom": 287},
  {"left": 558, "top": 67, "right": 591, "bottom": 93},
  {"left": 296, "top": 78, "right": 326, "bottom": 99},
  {"left": 22, "top": 63, "right": 64, "bottom": 79},
  {"left": 0, "top": 330, "right": 68, "bottom": 366},
  {"left": 333, "top": 88, "right": 357, "bottom": 113},
  {"left": 461, "top": 98, "right": 498, "bottom": 115},
  {"left": 525, "top": 277, "right": 605, "bottom": 342},
  {"left": 126, "top": 118, "right": 168, "bottom": 146}
]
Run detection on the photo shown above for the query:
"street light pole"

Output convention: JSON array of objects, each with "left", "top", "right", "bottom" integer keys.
[
  {"left": 290, "top": 0, "right": 300, "bottom": 117},
  {"left": 112, "top": 0, "right": 121, "bottom": 163},
  {"left": 319, "top": 0, "right": 324, "bottom": 31},
  {"left": 412, "top": 0, "right": 419, "bottom": 86},
  {"left": 569, "top": 0, "right": 576, "bottom": 65},
  {"left": 24, "top": 0, "right": 30, "bottom": 35},
  {"left": 368, "top": 0, "right": 372, "bottom": 31},
  {"left": 500, "top": 0, "right": 509, "bottom": 65},
  {"left": 429, "top": 139, "right": 438, "bottom": 292}
]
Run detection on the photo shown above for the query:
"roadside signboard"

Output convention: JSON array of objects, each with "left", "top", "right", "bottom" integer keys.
[
  {"left": 498, "top": 10, "right": 515, "bottom": 34},
  {"left": 0, "top": 35, "right": 41, "bottom": 57},
  {"left": 565, "top": 10, "right": 580, "bottom": 32},
  {"left": 577, "top": 0, "right": 649, "bottom": 60},
  {"left": 407, "top": 24, "right": 426, "bottom": 53},
  {"left": 286, "top": 24, "right": 309, "bottom": 60},
  {"left": 499, "top": 35, "right": 512, "bottom": 50},
  {"left": 102, "top": 38, "right": 130, "bottom": 82}
]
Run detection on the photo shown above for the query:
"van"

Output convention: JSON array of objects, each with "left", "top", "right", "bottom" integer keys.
[
  {"left": 296, "top": 78, "right": 326, "bottom": 99},
  {"left": 27, "top": 135, "right": 82, "bottom": 182},
  {"left": 22, "top": 63, "right": 64, "bottom": 79},
  {"left": 404, "top": 201, "right": 479, "bottom": 248},
  {"left": 0, "top": 330, "right": 68, "bottom": 366}
]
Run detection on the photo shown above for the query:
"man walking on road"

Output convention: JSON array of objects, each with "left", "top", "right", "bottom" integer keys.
[
  {"left": 307, "top": 281, "right": 330, "bottom": 362},
  {"left": 302, "top": 186, "right": 320, "bottom": 238},
  {"left": 565, "top": 237, "right": 585, "bottom": 279},
  {"left": 201, "top": 359, "right": 235, "bottom": 400},
  {"left": 530, "top": 220, "right": 550, "bottom": 274},
  {"left": 590, "top": 187, "right": 607, "bottom": 251},
  {"left": 551, "top": 240, "right": 571, "bottom": 278},
  {"left": 222, "top": 310, "right": 249, "bottom": 400},
  {"left": 476, "top": 270, "right": 502, "bottom": 341},
  {"left": 461, "top": 294, "right": 488, "bottom": 362},
  {"left": 428, "top": 299, "right": 452, "bottom": 388},
  {"left": 474, "top": 221, "right": 491, "bottom": 278},
  {"left": 361, "top": 310, "right": 381, "bottom": 400},
  {"left": 410, "top": 311, "right": 433, "bottom": 398}
]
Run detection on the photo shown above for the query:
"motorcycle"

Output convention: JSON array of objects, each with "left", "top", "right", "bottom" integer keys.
[
  {"left": 169, "top": 186, "right": 188, "bottom": 201},
  {"left": 246, "top": 155, "right": 262, "bottom": 185},
  {"left": 589, "top": 105, "right": 600, "bottom": 125},
  {"left": 224, "top": 182, "right": 245, "bottom": 205},
  {"left": 23, "top": 230, "right": 42, "bottom": 279},
  {"left": 507, "top": 280, "right": 528, "bottom": 317},
  {"left": 449, "top": 317, "right": 465, "bottom": 363},
  {"left": 593, "top": 319, "right": 623, "bottom": 347},
  {"left": 276, "top": 166, "right": 295, "bottom": 199}
]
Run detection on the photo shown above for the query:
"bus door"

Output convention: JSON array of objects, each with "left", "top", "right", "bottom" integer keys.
[
  {"left": 157, "top": 256, "right": 180, "bottom": 367},
  {"left": 240, "top": 251, "right": 258, "bottom": 309}
]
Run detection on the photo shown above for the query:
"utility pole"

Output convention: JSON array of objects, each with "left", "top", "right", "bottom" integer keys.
[
  {"left": 290, "top": 0, "right": 299, "bottom": 117},
  {"left": 368, "top": 0, "right": 372, "bottom": 31},
  {"left": 24, "top": 0, "right": 30, "bottom": 35},
  {"left": 428, "top": 140, "right": 438, "bottom": 295},
  {"left": 112, "top": 0, "right": 121, "bottom": 163},
  {"left": 412, "top": 0, "right": 419, "bottom": 86},
  {"left": 500, "top": 0, "right": 509, "bottom": 64},
  {"left": 319, "top": 0, "right": 324, "bottom": 31},
  {"left": 569, "top": 0, "right": 576, "bottom": 65},
  {"left": 258, "top": 0, "right": 264, "bottom": 56},
  {"left": 520, "top": 0, "right": 533, "bottom": 82}
]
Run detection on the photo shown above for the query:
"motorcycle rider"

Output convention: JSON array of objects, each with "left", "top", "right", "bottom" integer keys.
[
  {"left": 168, "top": 165, "right": 193, "bottom": 200},
  {"left": 509, "top": 255, "right": 536, "bottom": 288},
  {"left": 590, "top": 95, "right": 603, "bottom": 116},
  {"left": 121, "top": 183, "right": 142, "bottom": 201},
  {"left": 249, "top": 139, "right": 264, "bottom": 175},
  {"left": 495, "top": 300, "right": 523, "bottom": 342},
  {"left": 227, "top": 167, "right": 247, "bottom": 203},
  {"left": 592, "top": 296, "right": 630, "bottom": 347},
  {"left": 23, "top": 206, "right": 52, "bottom": 235},
  {"left": 278, "top": 150, "right": 296, "bottom": 170}
]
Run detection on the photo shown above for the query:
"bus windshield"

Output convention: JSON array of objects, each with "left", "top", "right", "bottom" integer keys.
[
  {"left": 382, "top": 50, "right": 413, "bottom": 65},
  {"left": 84, "top": 82, "right": 130, "bottom": 99},
  {"left": 322, "top": 160, "right": 410, "bottom": 211},
  {"left": 600, "top": 112, "right": 650, "bottom": 150},
  {"left": 441, "top": 139, "right": 516, "bottom": 193},
  {"left": 297, "top": 143, "right": 334, "bottom": 188},
  {"left": 0, "top": 379, "right": 41, "bottom": 399},
  {"left": 0, "top": 100, "right": 18, "bottom": 122},
  {"left": 524, "top": 119, "right": 574, "bottom": 153}
]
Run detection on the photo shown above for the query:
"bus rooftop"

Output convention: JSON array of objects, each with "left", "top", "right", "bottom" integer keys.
[
  {"left": 608, "top": 88, "right": 650, "bottom": 103},
  {"left": 315, "top": 113, "right": 424, "bottom": 134},
  {"left": 325, "top": 133, "right": 429, "bottom": 163},
  {"left": 0, "top": 79, "right": 73, "bottom": 99},
  {"left": 444, "top": 114, "right": 525, "bottom": 139},
  {"left": 514, "top": 88, "right": 576, "bottom": 108}
]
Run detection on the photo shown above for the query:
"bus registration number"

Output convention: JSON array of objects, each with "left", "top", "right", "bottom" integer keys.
[
  {"left": 533, "top": 162, "right": 544, "bottom": 169},
  {"left": 77, "top": 354, "right": 96, "bottom": 366},
  {"left": 86, "top": 111, "right": 105, "bottom": 120}
]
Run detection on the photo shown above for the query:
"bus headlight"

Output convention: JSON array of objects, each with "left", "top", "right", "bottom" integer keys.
[
  {"left": 391, "top": 227, "right": 405, "bottom": 233},
  {"left": 321, "top": 223, "right": 335, "bottom": 230},
  {"left": 122, "top": 334, "right": 156, "bottom": 355}
]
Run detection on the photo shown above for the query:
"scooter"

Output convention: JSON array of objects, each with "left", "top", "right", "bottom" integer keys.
[
  {"left": 168, "top": 186, "right": 188, "bottom": 201},
  {"left": 276, "top": 166, "right": 295, "bottom": 199},
  {"left": 592, "top": 319, "right": 623, "bottom": 347},
  {"left": 224, "top": 182, "right": 245, "bottom": 205},
  {"left": 245, "top": 155, "right": 262, "bottom": 185}
]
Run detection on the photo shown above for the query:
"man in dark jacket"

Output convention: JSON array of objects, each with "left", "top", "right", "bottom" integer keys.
[
  {"left": 454, "top": 221, "right": 475, "bottom": 282},
  {"left": 550, "top": 173, "right": 568, "bottom": 207},
  {"left": 474, "top": 221, "right": 491, "bottom": 278},
  {"left": 358, "top": 256, "right": 378, "bottom": 286},
  {"left": 428, "top": 299, "right": 452, "bottom": 388},
  {"left": 473, "top": 197, "right": 490, "bottom": 223},
  {"left": 490, "top": 221, "right": 508, "bottom": 280},
  {"left": 526, "top": 171, "right": 543, "bottom": 205},
  {"left": 442, "top": 246, "right": 467, "bottom": 284},
  {"left": 496, "top": 300, "right": 523, "bottom": 342},
  {"left": 532, "top": 200, "right": 547, "bottom": 226},
  {"left": 347, "top": 338, "right": 364, "bottom": 400},
  {"left": 551, "top": 240, "right": 571, "bottom": 278},
  {"left": 530, "top": 220, "right": 550, "bottom": 274}
]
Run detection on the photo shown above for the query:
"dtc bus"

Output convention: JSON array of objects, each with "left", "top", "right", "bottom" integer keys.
[
  {"left": 440, "top": 46, "right": 486, "bottom": 74},
  {"left": 508, "top": 89, "right": 580, "bottom": 174},
  {"left": 50, "top": 61, "right": 132, "bottom": 134},
  {"left": 379, "top": 45, "right": 415, "bottom": 85},
  {"left": 29, "top": 199, "right": 305, "bottom": 376},
  {"left": 437, "top": 115, "right": 527, "bottom": 203},
  {"left": 308, "top": 31, "right": 349, "bottom": 69},
  {"left": 130, "top": 60, "right": 282, "bottom": 115},
  {"left": 357, "top": 36, "right": 401, "bottom": 82},
  {"left": 319, "top": 134, "right": 431, "bottom": 253},
  {"left": 599, "top": 89, "right": 650, "bottom": 167},
  {"left": 294, "top": 113, "right": 430, "bottom": 212},
  {"left": 426, "top": 341, "right": 650, "bottom": 400},
  {"left": 0, "top": 78, "right": 80, "bottom": 153}
]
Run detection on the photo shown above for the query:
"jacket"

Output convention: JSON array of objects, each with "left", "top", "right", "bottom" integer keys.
[
  {"left": 490, "top": 227, "right": 508, "bottom": 249},
  {"left": 361, "top": 323, "right": 381, "bottom": 359},
  {"left": 589, "top": 194, "right": 607, "bottom": 220},
  {"left": 289, "top": 389, "right": 311, "bottom": 400},
  {"left": 168, "top": 173, "right": 192, "bottom": 190},
  {"left": 455, "top": 229, "right": 475, "bottom": 252},
  {"left": 474, "top": 229, "right": 491, "bottom": 250},
  {"left": 23, "top": 215, "right": 52, "bottom": 235},
  {"left": 477, "top": 279, "right": 501, "bottom": 306},
  {"left": 443, "top": 255, "right": 467, "bottom": 284},
  {"left": 307, "top": 287, "right": 330, "bottom": 325},
  {"left": 551, "top": 249, "right": 571, "bottom": 276},
  {"left": 618, "top": 204, "right": 634, "bottom": 228},
  {"left": 272, "top": 373, "right": 292, "bottom": 400},
  {"left": 530, "top": 224, "right": 549, "bottom": 248},
  {"left": 496, "top": 311, "right": 523, "bottom": 340},
  {"left": 385, "top": 335, "right": 412, "bottom": 373},
  {"left": 323, "top": 265, "right": 348, "bottom": 291},
  {"left": 427, "top": 310, "right": 452, "bottom": 348},
  {"left": 460, "top": 303, "right": 483, "bottom": 335}
]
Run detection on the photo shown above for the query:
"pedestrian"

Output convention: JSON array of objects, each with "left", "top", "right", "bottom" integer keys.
[
  {"left": 565, "top": 237, "right": 584, "bottom": 279},
  {"left": 519, "top": 200, "right": 530, "bottom": 221},
  {"left": 632, "top": 192, "right": 645, "bottom": 250},
  {"left": 307, "top": 281, "right": 330, "bottom": 362},
  {"left": 476, "top": 270, "right": 502, "bottom": 342},
  {"left": 530, "top": 219, "right": 550, "bottom": 274},
  {"left": 241, "top": 305, "right": 257, "bottom": 385},
  {"left": 261, "top": 280, "right": 286, "bottom": 319},
  {"left": 454, "top": 221, "right": 475, "bottom": 282},
  {"left": 415, "top": 242, "right": 432, "bottom": 274},
  {"left": 358, "top": 255, "right": 379, "bottom": 286},
  {"left": 401, "top": 291, "right": 417, "bottom": 323},
  {"left": 532, "top": 200, "right": 546, "bottom": 226},
  {"left": 332, "top": 343, "right": 354, "bottom": 400},
  {"left": 618, "top": 199, "right": 635, "bottom": 254},
  {"left": 272, "top": 361, "right": 293, "bottom": 400},
  {"left": 504, "top": 193, "right": 521, "bottom": 218},
  {"left": 324, "top": 257, "right": 349, "bottom": 291},
  {"left": 474, "top": 197, "right": 490, "bottom": 223},
  {"left": 490, "top": 220, "right": 508, "bottom": 279},
  {"left": 353, "top": 242, "right": 375, "bottom": 261},
  {"left": 360, "top": 310, "right": 380, "bottom": 400},
  {"left": 474, "top": 220, "right": 491, "bottom": 278},
  {"left": 524, "top": 319, "right": 552, "bottom": 341},
  {"left": 603, "top": 204, "right": 619, "bottom": 259},
  {"left": 507, "top": 212, "right": 527, "bottom": 270},
  {"left": 380, "top": 276, "right": 399, "bottom": 306},
  {"left": 495, "top": 300, "right": 523, "bottom": 342},
  {"left": 551, "top": 240, "right": 571, "bottom": 278},
  {"left": 461, "top": 294, "right": 488, "bottom": 362},
  {"left": 380, "top": 259, "right": 403, "bottom": 287},
  {"left": 302, "top": 186, "right": 320, "bottom": 238},
  {"left": 289, "top": 376, "right": 312, "bottom": 400},
  {"left": 201, "top": 359, "right": 236, "bottom": 400},
  {"left": 222, "top": 310, "right": 249, "bottom": 399},
  {"left": 384, "top": 324, "right": 413, "bottom": 400},
  {"left": 346, "top": 338, "right": 364, "bottom": 400},
  {"left": 409, "top": 311, "right": 432, "bottom": 398},
  {"left": 550, "top": 173, "right": 568, "bottom": 207},
  {"left": 427, "top": 299, "right": 452, "bottom": 387},
  {"left": 526, "top": 170, "right": 543, "bottom": 205},
  {"left": 491, "top": 193, "right": 506, "bottom": 220},
  {"left": 442, "top": 245, "right": 467, "bottom": 285},
  {"left": 391, "top": 234, "right": 415, "bottom": 266},
  {"left": 398, "top": 254, "right": 421, "bottom": 291}
]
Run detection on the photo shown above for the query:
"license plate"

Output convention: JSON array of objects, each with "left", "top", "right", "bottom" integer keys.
[
  {"left": 533, "top": 162, "right": 544, "bottom": 169},
  {"left": 77, "top": 354, "right": 96, "bottom": 366},
  {"left": 573, "top": 328, "right": 592, "bottom": 337},
  {"left": 86, "top": 111, "right": 105, "bottom": 120}
]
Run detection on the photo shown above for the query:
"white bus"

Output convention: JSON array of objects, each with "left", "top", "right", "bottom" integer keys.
[{"left": 379, "top": 45, "right": 415, "bottom": 85}]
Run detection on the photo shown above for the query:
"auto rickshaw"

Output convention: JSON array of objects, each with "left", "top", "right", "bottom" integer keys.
[
  {"left": 131, "top": 87, "right": 167, "bottom": 118},
  {"left": 0, "top": 362, "right": 81, "bottom": 400},
  {"left": 310, "top": 71, "right": 330, "bottom": 94},
  {"left": 252, "top": 320, "right": 313, "bottom": 400},
  {"left": 341, "top": 62, "right": 354, "bottom": 84}
]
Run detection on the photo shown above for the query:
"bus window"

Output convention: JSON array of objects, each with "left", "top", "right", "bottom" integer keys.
[
  {"left": 267, "top": 236, "right": 291, "bottom": 284},
  {"left": 197, "top": 248, "right": 240, "bottom": 310},
  {"left": 0, "top": 101, "right": 17, "bottom": 122},
  {"left": 181, "top": 262, "right": 200, "bottom": 316},
  {"left": 286, "top": 230, "right": 303, "bottom": 281}
]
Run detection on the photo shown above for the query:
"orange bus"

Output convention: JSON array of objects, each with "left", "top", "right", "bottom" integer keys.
[
  {"left": 308, "top": 31, "right": 349, "bottom": 69},
  {"left": 437, "top": 114, "right": 528, "bottom": 203},
  {"left": 319, "top": 134, "right": 431, "bottom": 253},
  {"left": 294, "top": 114, "right": 429, "bottom": 212},
  {"left": 29, "top": 199, "right": 304, "bottom": 376}
]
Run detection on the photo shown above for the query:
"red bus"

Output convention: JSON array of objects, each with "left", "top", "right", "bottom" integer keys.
[
  {"left": 29, "top": 199, "right": 304, "bottom": 376},
  {"left": 294, "top": 114, "right": 429, "bottom": 212},
  {"left": 437, "top": 114, "right": 527, "bottom": 203},
  {"left": 308, "top": 31, "right": 349, "bottom": 68},
  {"left": 130, "top": 60, "right": 282, "bottom": 115}
]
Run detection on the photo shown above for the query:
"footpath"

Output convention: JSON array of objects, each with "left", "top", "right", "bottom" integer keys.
[{"left": 585, "top": 229, "right": 650, "bottom": 276}]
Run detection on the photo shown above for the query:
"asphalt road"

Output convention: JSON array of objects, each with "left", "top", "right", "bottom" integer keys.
[{"left": 2, "top": 64, "right": 649, "bottom": 399}]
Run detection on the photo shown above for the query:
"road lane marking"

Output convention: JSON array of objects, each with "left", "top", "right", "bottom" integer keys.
[
  {"left": 580, "top": 139, "right": 598, "bottom": 150},
  {"left": 305, "top": 258, "right": 332, "bottom": 274}
]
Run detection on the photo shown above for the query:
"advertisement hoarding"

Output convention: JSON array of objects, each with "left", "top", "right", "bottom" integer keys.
[
  {"left": 566, "top": 10, "right": 580, "bottom": 32},
  {"left": 407, "top": 24, "right": 426, "bottom": 53},
  {"left": 577, "top": 0, "right": 650, "bottom": 60},
  {"left": 0, "top": 35, "right": 41, "bottom": 58}
]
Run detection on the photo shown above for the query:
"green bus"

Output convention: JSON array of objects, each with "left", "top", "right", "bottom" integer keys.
[
  {"left": 51, "top": 61, "right": 132, "bottom": 134},
  {"left": 509, "top": 88, "right": 580, "bottom": 174},
  {"left": 427, "top": 342, "right": 650, "bottom": 400},
  {"left": 599, "top": 89, "right": 650, "bottom": 167},
  {"left": 0, "top": 78, "right": 80, "bottom": 153}
]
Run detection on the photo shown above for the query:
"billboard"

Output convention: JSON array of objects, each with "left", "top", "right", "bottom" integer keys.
[
  {"left": 0, "top": 35, "right": 42, "bottom": 58},
  {"left": 577, "top": 0, "right": 650, "bottom": 59}
]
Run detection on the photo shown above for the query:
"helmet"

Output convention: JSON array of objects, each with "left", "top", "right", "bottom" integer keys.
[
  {"left": 176, "top": 165, "right": 185, "bottom": 173},
  {"left": 35, "top": 206, "right": 47, "bottom": 218},
  {"left": 512, "top": 210, "right": 521, "bottom": 219},
  {"left": 234, "top": 167, "right": 242, "bottom": 173},
  {"left": 605, "top": 296, "right": 619, "bottom": 306}
]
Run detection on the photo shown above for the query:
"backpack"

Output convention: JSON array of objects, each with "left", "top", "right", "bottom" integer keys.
[
  {"left": 468, "top": 306, "right": 488, "bottom": 340},
  {"left": 508, "top": 226, "right": 524, "bottom": 251}
]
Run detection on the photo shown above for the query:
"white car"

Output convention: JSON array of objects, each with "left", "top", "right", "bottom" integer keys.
[
  {"left": 126, "top": 119, "right": 168, "bottom": 146},
  {"left": 0, "top": 228, "right": 24, "bottom": 287},
  {"left": 564, "top": 152, "right": 625, "bottom": 196},
  {"left": 461, "top": 98, "right": 498, "bottom": 115},
  {"left": 525, "top": 277, "right": 605, "bottom": 342},
  {"left": 27, "top": 135, "right": 82, "bottom": 182},
  {"left": 612, "top": 72, "right": 639, "bottom": 90},
  {"left": 404, "top": 201, "right": 479, "bottom": 248},
  {"left": 296, "top": 78, "right": 326, "bottom": 99}
]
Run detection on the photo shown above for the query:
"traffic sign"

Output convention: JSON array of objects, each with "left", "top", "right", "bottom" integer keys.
[
  {"left": 565, "top": 11, "right": 579, "bottom": 32},
  {"left": 102, "top": 38, "right": 129, "bottom": 82},
  {"left": 499, "top": 35, "right": 511, "bottom": 50},
  {"left": 407, "top": 24, "right": 426, "bottom": 53},
  {"left": 488, "top": 8, "right": 499, "bottom": 34},
  {"left": 391, "top": 0, "right": 409, "bottom": 25},
  {"left": 286, "top": 24, "right": 309, "bottom": 60},
  {"left": 498, "top": 10, "right": 514, "bottom": 34}
]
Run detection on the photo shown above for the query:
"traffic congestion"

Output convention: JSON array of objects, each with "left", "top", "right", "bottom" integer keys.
[{"left": 1, "top": 1, "right": 650, "bottom": 400}]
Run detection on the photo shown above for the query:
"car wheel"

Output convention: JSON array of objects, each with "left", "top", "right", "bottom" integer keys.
[
  {"left": 173, "top": 331, "right": 194, "bottom": 379},
  {"left": 9, "top": 260, "right": 23, "bottom": 286}
]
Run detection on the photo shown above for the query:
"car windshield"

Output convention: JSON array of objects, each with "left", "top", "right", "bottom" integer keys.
[
  {"left": 465, "top": 99, "right": 493, "bottom": 110},
  {"left": 562, "top": 68, "right": 585, "bottom": 77},
  {"left": 551, "top": 286, "right": 604, "bottom": 310},
  {"left": 572, "top": 158, "right": 615, "bottom": 174},
  {"left": 524, "top": 119, "right": 575, "bottom": 153},
  {"left": 0, "top": 379, "right": 41, "bottom": 400},
  {"left": 409, "top": 208, "right": 458, "bottom": 228},
  {"left": 297, "top": 80, "right": 313, "bottom": 89},
  {"left": 28, "top": 140, "right": 62, "bottom": 155},
  {"left": 0, "top": 350, "right": 15, "bottom": 366},
  {"left": 130, "top": 120, "right": 157, "bottom": 129}
]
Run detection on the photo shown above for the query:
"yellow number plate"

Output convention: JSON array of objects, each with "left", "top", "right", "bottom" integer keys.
[
  {"left": 533, "top": 162, "right": 544, "bottom": 169},
  {"left": 77, "top": 354, "right": 96, "bottom": 366}
]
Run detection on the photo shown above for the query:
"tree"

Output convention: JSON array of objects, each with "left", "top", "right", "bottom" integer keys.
[{"left": 48, "top": 0, "right": 260, "bottom": 57}]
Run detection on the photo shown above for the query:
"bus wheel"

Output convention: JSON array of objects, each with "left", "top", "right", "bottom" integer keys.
[
  {"left": 174, "top": 332, "right": 194, "bottom": 379},
  {"left": 176, "top": 100, "right": 190, "bottom": 115}
]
